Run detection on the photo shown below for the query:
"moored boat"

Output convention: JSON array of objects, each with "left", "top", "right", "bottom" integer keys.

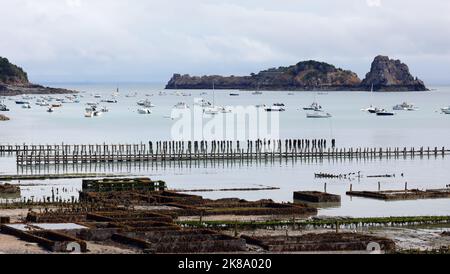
[
  {"left": 376, "top": 109, "right": 395, "bottom": 116},
  {"left": 137, "top": 108, "right": 152, "bottom": 114}
]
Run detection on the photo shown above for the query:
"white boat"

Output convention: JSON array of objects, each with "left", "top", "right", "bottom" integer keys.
[
  {"left": 36, "top": 101, "right": 50, "bottom": 107},
  {"left": 174, "top": 102, "right": 190, "bottom": 110},
  {"left": 194, "top": 98, "right": 212, "bottom": 108},
  {"left": 393, "top": 102, "right": 418, "bottom": 111},
  {"left": 252, "top": 91, "right": 263, "bottom": 95},
  {"left": 86, "top": 102, "right": 98, "bottom": 106},
  {"left": 94, "top": 94, "right": 102, "bottom": 98},
  {"left": 47, "top": 107, "right": 54, "bottom": 113},
  {"left": 100, "top": 106, "right": 109, "bottom": 113},
  {"left": 93, "top": 111, "right": 102, "bottom": 117},
  {"left": 137, "top": 100, "right": 155, "bottom": 108},
  {"left": 137, "top": 108, "right": 152, "bottom": 114},
  {"left": 307, "top": 112, "right": 332, "bottom": 118},
  {"left": 303, "top": 102, "right": 322, "bottom": 111},
  {"left": 84, "top": 111, "right": 94, "bottom": 118},
  {"left": 203, "top": 107, "right": 219, "bottom": 115},
  {"left": 362, "top": 84, "right": 381, "bottom": 113},
  {"left": 22, "top": 103, "right": 31, "bottom": 109},
  {"left": 255, "top": 104, "right": 267, "bottom": 108}
]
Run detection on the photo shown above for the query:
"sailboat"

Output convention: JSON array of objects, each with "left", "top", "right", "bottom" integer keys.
[
  {"left": 361, "top": 84, "right": 380, "bottom": 113},
  {"left": 204, "top": 82, "right": 219, "bottom": 115}
]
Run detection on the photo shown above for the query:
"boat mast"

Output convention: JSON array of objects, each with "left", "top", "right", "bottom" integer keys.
[{"left": 212, "top": 81, "right": 215, "bottom": 107}]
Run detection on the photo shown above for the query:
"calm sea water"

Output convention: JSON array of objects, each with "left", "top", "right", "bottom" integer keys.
[{"left": 1, "top": 83, "right": 450, "bottom": 217}]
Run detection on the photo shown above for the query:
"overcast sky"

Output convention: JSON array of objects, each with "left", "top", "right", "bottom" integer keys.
[{"left": 1, "top": 0, "right": 450, "bottom": 84}]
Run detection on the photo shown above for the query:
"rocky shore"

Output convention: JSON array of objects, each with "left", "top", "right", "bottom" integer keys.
[
  {"left": 166, "top": 55, "right": 428, "bottom": 91},
  {"left": 0, "top": 83, "right": 76, "bottom": 97},
  {"left": 0, "top": 114, "right": 10, "bottom": 121}
]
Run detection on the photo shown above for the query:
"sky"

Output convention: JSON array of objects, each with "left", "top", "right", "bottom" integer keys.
[{"left": 1, "top": 0, "right": 450, "bottom": 85}]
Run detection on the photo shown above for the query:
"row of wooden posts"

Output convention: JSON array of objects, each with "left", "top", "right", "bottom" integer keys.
[{"left": 0, "top": 139, "right": 447, "bottom": 166}]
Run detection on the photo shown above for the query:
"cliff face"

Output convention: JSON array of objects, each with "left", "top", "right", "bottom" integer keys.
[
  {"left": 0, "top": 56, "right": 75, "bottom": 96},
  {"left": 166, "top": 61, "right": 362, "bottom": 91},
  {"left": 166, "top": 56, "right": 428, "bottom": 91},
  {"left": 361, "top": 55, "right": 427, "bottom": 91},
  {"left": 0, "top": 57, "right": 29, "bottom": 85}
]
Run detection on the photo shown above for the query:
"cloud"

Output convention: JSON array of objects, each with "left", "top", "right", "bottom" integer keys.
[{"left": 0, "top": 0, "right": 449, "bottom": 84}]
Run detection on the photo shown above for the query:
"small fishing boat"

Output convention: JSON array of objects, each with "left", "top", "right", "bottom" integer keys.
[
  {"left": 230, "top": 93, "right": 240, "bottom": 96},
  {"left": 137, "top": 100, "right": 156, "bottom": 108},
  {"left": 103, "top": 99, "right": 118, "bottom": 104},
  {"left": 0, "top": 104, "right": 9, "bottom": 111},
  {"left": 306, "top": 112, "right": 332, "bottom": 118},
  {"left": 440, "top": 106, "right": 450, "bottom": 112},
  {"left": 51, "top": 103, "right": 62, "bottom": 108},
  {"left": 22, "top": 103, "right": 31, "bottom": 109},
  {"left": 442, "top": 109, "right": 450, "bottom": 114},
  {"left": 265, "top": 105, "right": 285, "bottom": 112},
  {"left": 47, "top": 107, "right": 54, "bottom": 113},
  {"left": 255, "top": 104, "right": 267, "bottom": 108},
  {"left": 252, "top": 91, "right": 263, "bottom": 95},
  {"left": 303, "top": 102, "right": 322, "bottom": 111},
  {"left": 84, "top": 111, "right": 94, "bottom": 118},
  {"left": 137, "top": 108, "right": 152, "bottom": 114},
  {"left": 100, "top": 106, "right": 109, "bottom": 113},
  {"left": 393, "top": 102, "right": 418, "bottom": 111},
  {"left": 94, "top": 94, "right": 102, "bottom": 98}
]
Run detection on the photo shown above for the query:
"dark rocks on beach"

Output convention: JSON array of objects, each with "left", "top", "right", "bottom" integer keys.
[{"left": 166, "top": 56, "right": 428, "bottom": 92}]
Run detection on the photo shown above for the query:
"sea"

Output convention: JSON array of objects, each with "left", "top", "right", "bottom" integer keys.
[{"left": 1, "top": 82, "right": 449, "bottom": 217}]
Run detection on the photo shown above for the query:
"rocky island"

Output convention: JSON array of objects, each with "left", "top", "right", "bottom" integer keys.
[
  {"left": 166, "top": 55, "right": 428, "bottom": 91},
  {"left": 0, "top": 56, "right": 76, "bottom": 96}
]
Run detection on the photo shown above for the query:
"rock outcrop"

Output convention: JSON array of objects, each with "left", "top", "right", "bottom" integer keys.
[
  {"left": 166, "top": 56, "right": 428, "bottom": 91},
  {"left": 0, "top": 56, "right": 76, "bottom": 96},
  {"left": 360, "top": 55, "right": 427, "bottom": 91},
  {"left": 166, "top": 61, "right": 362, "bottom": 91},
  {"left": 0, "top": 114, "right": 10, "bottom": 121}
]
